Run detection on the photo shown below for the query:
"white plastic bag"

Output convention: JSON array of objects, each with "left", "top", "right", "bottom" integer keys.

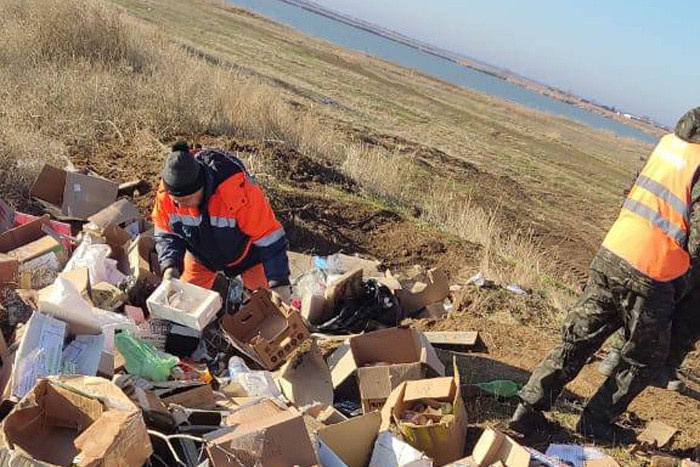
[
  {"left": 39, "top": 277, "right": 102, "bottom": 334},
  {"left": 64, "top": 236, "right": 125, "bottom": 286}
]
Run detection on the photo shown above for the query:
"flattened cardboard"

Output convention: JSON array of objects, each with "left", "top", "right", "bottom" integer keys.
[
  {"left": 206, "top": 409, "right": 316, "bottom": 467},
  {"left": 317, "top": 412, "right": 381, "bottom": 467},
  {"left": 277, "top": 340, "right": 333, "bottom": 408},
  {"left": 328, "top": 327, "right": 445, "bottom": 411},
  {"left": 221, "top": 288, "right": 310, "bottom": 370},
  {"left": 87, "top": 199, "right": 140, "bottom": 230},
  {"left": 471, "top": 429, "right": 530, "bottom": 467},
  {"left": 380, "top": 359, "right": 468, "bottom": 466},
  {"left": 0, "top": 376, "right": 152, "bottom": 467},
  {"left": 637, "top": 420, "right": 679, "bottom": 448}
]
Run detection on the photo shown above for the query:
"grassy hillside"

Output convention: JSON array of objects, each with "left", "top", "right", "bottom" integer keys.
[{"left": 2, "top": 1, "right": 697, "bottom": 460}]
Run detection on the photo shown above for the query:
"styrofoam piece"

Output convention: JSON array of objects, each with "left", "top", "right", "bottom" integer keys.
[{"left": 147, "top": 279, "right": 222, "bottom": 331}]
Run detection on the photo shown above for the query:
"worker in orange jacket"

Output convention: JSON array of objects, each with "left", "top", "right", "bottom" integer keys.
[
  {"left": 510, "top": 108, "right": 700, "bottom": 442},
  {"left": 152, "top": 142, "right": 290, "bottom": 297}
]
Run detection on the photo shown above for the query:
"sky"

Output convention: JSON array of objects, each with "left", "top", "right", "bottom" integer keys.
[{"left": 311, "top": 0, "right": 695, "bottom": 126}]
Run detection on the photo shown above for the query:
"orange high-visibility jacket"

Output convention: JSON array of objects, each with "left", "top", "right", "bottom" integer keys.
[
  {"left": 152, "top": 148, "right": 289, "bottom": 283},
  {"left": 603, "top": 134, "right": 700, "bottom": 281}
]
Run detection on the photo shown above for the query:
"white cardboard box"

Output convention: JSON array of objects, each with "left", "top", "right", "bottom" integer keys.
[{"left": 147, "top": 279, "right": 222, "bottom": 331}]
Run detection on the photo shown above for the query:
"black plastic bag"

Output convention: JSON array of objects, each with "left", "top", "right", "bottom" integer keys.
[{"left": 314, "top": 279, "right": 402, "bottom": 335}]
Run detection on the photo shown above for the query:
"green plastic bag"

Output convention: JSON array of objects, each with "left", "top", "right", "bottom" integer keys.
[
  {"left": 475, "top": 380, "right": 521, "bottom": 399},
  {"left": 115, "top": 330, "right": 178, "bottom": 382}
]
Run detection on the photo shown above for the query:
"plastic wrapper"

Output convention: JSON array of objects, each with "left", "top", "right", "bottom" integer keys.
[{"left": 115, "top": 330, "right": 178, "bottom": 382}]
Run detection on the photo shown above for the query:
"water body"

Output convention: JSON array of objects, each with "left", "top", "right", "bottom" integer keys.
[{"left": 227, "top": 0, "right": 657, "bottom": 143}]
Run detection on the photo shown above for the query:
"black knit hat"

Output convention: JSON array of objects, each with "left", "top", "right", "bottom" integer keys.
[{"left": 162, "top": 142, "right": 203, "bottom": 196}]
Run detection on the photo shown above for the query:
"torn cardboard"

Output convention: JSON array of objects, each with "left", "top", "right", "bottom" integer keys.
[
  {"left": 277, "top": 340, "right": 333, "bottom": 408},
  {"left": 31, "top": 164, "right": 119, "bottom": 220},
  {"left": 380, "top": 359, "right": 468, "bottom": 465},
  {"left": 221, "top": 288, "right": 310, "bottom": 370},
  {"left": 328, "top": 327, "right": 445, "bottom": 412},
  {"left": 0, "top": 375, "right": 152, "bottom": 467},
  {"left": 471, "top": 429, "right": 530, "bottom": 467}
]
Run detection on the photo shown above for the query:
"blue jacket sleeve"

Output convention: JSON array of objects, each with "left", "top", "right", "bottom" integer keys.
[
  {"left": 253, "top": 234, "right": 291, "bottom": 286},
  {"left": 154, "top": 228, "right": 187, "bottom": 273}
]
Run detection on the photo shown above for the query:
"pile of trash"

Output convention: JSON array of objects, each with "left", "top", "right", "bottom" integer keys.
[{"left": 0, "top": 163, "right": 696, "bottom": 467}]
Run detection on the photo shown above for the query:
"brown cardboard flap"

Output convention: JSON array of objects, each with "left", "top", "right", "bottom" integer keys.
[
  {"left": 472, "top": 429, "right": 530, "bottom": 467},
  {"left": 6, "top": 236, "right": 62, "bottom": 263},
  {"left": 317, "top": 412, "right": 381, "bottom": 467},
  {"left": 277, "top": 340, "right": 333, "bottom": 408},
  {"left": 206, "top": 409, "right": 316, "bottom": 467},
  {"left": 31, "top": 165, "right": 66, "bottom": 207},
  {"left": 402, "top": 376, "right": 456, "bottom": 402},
  {"left": 0, "top": 215, "right": 51, "bottom": 253},
  {"left": 62, "top": 171, "right": 118, "bottom": 220},
  {"left": 357, "top": 363, "right": 424, "bottom": 402},
  {"left": 160, "top": 384, "right": 216, "bottom": 410},
  {"left": 638, "top": 420, "right": 679, "bottom": 448},
  {"left": 87, "top": 199, "right": 140, "bottom": 230}
]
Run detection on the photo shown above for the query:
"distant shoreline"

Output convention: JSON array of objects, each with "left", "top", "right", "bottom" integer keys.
[{"left": 277, "top": 0, "right": 667, "bottom": 138}]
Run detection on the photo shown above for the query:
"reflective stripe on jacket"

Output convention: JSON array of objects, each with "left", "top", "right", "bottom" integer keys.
[
  {"left": 152, "top": 148, "right": 289, "bottom": 283},
  {"left": 603, "top": 134, "right": 700, "bottom": 281}
]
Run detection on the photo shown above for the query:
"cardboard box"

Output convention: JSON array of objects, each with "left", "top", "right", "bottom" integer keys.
[
  {"left": 147, "top": 278, "right": 222, "bottom": 331},
  {"left": 0, "top": 375, "right": 152, "bottom": 466},
  {"left": 87, "top": 199, "right": 141, "bottom": 231},
  {"left": 276, "top": 340, "right": 333, "bottom": 408},
  {"left": 317, "top": 412, "right": 431, "bottom": 467},
  {"left": 380, "top": 360, "right": 468, "bottom": 466},
  {"left": 31, "top": 164, "right": 119, "bottom": 220},
  {"left": 126, "top": 234, "right": 160, "bottom": 306},
  {"left": 0, "top": 215, "right": 67, "bottom": 288},
  {"left": 393, "top": 268, "right": 450, "bottom": 316},
  {"left": 221, "top": 288, "right": 310, "bottom": 370},
  {"left": 157, "top": 382, "right": 217, "bottom": 410},
  {"left": 471, "top": 429, "right": 530, "bottom": 467},
  {"left": 13, "top": 212, "right": 73, "bottom": 251},
  {"left": 328, "top": 327, "right": 445, "bottom": 413},
  {"left": 317, "top": 412, "right": 382, "bottom": 467},
  {"left": 205, "top": 404, "right": 317, "bottom": 467}
]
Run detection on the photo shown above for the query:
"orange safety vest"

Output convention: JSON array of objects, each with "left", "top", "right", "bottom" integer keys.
[{"left": 603, "top": 133, "right": 700, "bottom": 281}]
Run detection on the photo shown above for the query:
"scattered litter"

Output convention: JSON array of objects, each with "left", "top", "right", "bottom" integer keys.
[
  {"left": 545, "top": 444, "right": 618, "bottom": 467},
  {"left": 506, "top": 284, "right": 529, "bottom": 296},
  {"left": 115, "top": 329, "right": 178, "bottom": 382}
]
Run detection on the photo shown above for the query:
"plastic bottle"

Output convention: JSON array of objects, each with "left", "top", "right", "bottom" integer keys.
[{"left": 228, "top": 356, "right": 250, "bottom": 379}]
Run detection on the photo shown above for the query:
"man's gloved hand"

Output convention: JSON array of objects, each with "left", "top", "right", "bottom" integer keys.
[
  {"left": 268, "top": 280, "right": 292, "bottom": 305},
  {"left": 162, "top": 267, "right": 180, "bottom": 281}
]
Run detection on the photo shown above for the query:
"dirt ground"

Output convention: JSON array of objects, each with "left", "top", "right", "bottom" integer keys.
[{"left": 66, "top": 136, "right": 698, "bottom": 464}]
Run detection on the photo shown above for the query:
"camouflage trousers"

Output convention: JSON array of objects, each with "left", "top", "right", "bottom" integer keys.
[
  {"left": 607, "top": 283, "right": 699, "bottom": 369},
  {"left": 519, "top": 248, "right": 677, "bottom": 423}
]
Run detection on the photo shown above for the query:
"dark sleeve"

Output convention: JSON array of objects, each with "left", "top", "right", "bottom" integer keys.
[
  {"left": 683, "top": 178, "right": 700, "bottom": 296},
  {"left": 154, "top": 229, "right": 187, "bottom": 273},
  {"left": 253, "top": 236, "right": 291, "bottom": 286}
]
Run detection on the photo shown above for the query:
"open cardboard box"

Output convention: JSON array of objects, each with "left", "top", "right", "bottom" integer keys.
[
  {"left": 470, "top": 429, "right": 531, "bottom": 467},
  {"left": 221, "top": 288, "right": 310, "bottom": 370},
  {"left": 30, "top": 164, "right": 118, "bottom": 221},
  {"left": 317, "top": 412, "right": 432, "bottom": 467},
  {"left": 0, "top": 215, "right": 67, "bottom": 289},
  {"left": 380, "top": 359, "right": 468, "bottom": 466},
  {"left": 147, "top": 278, "right": 222, "bottom": 331},
  {"left": 0, "top": 375, "right": 152, "bottom": 466},
  {"left": 328, "top": 327, "right": 445, "bottom": 413},
  {"left": 205, "top": 402, "right": 317, "bottom": 467},
  {"left": 391, "top": 268, "right": 450, "bottom": 317}
]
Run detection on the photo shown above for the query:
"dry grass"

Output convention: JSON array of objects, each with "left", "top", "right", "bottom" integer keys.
[{"left": 0, "top": 0, "right": 573, "bottom": 308}]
